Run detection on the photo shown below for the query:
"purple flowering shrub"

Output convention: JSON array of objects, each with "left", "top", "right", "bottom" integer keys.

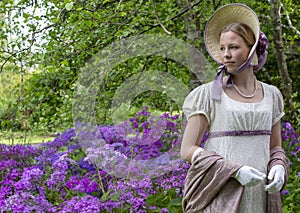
[
  {"left": 0, "top": 108, "right": 299, "bottom": 212},
  {"left": 281, "top": 122, "right": 300, "bottom": 212},
  {"left": 100, "top": 107, "right": 181, "bottom": 160},
  {"left": 0, "top": 107, "right": 187, "bottom": 212}
]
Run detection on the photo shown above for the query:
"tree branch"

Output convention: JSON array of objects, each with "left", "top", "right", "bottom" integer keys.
[
  {"left": 281, "top": 3, "right": 300, "bottom": 37},
  {"left": 151, "top": 0, "right": 172, "bottom": 35},
  {"left": 170, "top": 0, "right": 204, "bottom": 21},
  {"left": 138, "top": 0, "right": 204, "bottom": 35},
  {"left": 0, "top": 23, "right": 56, "bottom": 73}
]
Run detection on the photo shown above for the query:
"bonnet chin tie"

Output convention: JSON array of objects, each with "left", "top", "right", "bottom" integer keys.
[
  {"left": 211, "top": 57, "right": 252, "bottom": 101},
  {"left": 211, "top": 61, "right": 254, "bottom": 101},
  {"left": 211, "top": 65, "right": 233, "bottom": 100}
]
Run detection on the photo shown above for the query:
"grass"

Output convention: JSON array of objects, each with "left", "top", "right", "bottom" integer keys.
[{"left": 0, "top": 130, "right": 54, "bottom": 145}]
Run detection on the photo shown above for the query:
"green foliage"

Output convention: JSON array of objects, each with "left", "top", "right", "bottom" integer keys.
[
  {"left": 0, "top": 72, "right": 20, "bottom": 112},
  {"left": 146, "top": 187, "right": 183, "bottom": 212},
  {"left": 293, "top": 93, "right": 300, "bottom": 126},
  {"left": 0, "top": 0, "right": 299, "bottom": 132},
  {"left": 0, "top": 70, "right": 31, "bottom": 130},
  {"left": 282, "top": 171, "right": 300, "bottom": 213},
  {"left": 21, "top": 69, "right": 75, "bottom": 132}
]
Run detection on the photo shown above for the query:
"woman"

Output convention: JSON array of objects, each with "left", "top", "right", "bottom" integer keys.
[{"left": 180, "top": 4, "right": 289, "bottom": 213}]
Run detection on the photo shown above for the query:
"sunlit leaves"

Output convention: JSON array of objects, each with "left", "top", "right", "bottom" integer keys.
[{"left": 65, "top": 2, "right": 74, "bottom": 11}]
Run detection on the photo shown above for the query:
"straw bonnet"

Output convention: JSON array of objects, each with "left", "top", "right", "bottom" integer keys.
[{"left": 204, "top": 3, "right": 260, "bottom": 66}]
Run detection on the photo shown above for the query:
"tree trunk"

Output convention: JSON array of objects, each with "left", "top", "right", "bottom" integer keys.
[{"left": 270, "top": 0, "right": 295, "bottom": 120}]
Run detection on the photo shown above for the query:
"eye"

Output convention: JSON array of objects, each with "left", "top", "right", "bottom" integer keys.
[
  {"left": 230, "top": 46, "right": 238, "bottom": 50},
  {"left": 220, "top": 47, "right": 225, "bottom": 51}
]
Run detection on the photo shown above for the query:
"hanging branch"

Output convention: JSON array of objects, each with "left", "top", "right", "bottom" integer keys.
[
  {"left": 117, "top": 0, "right": 123, "bottom": 9},
  {"left": 138, "top": 0, "right": 204, "bottom": 35},
  {"left": 151, "top": 0, "right": 172, "bottom": 35},
  {"left": 169, "top": 0, "right": 204, "bottom": 21},
  {"left": 0, "top": 23, "right": 56, "bottom": 73},
  {"left": 281, "top": 3, "right": 300, "bottom": 37}
]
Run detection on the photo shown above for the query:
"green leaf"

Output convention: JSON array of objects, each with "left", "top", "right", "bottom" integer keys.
[
  {"left": 86, "top": 20, "right": 92, "bottom": 27},
  {"left": 23, "top": 13, "right": 30, "bottom": 20},
  {"left": 65, "top": 2, "right": 74, "bottom": 11},
  {"left": 111, "top": 190, "right": 121, "bottom": 201},
  {"left": 169, "top": 197, "right": 182, "bottom": 206},
  {"left": 151, "top": 76, "right": 157, "bottom": 81},
  {"left": 100, "top": 190, "right": 111, "bottom": 201}
]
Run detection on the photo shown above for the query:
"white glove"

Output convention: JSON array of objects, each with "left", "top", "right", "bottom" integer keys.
[
  {"left": 265, "top": 165, "right": 285, "bottom": 194},
  {"left": 191, "top": 147, "right": 204, "bottom": 164},
  {"left": 233, "top": 166, "right": 266, "bottom": 187}
]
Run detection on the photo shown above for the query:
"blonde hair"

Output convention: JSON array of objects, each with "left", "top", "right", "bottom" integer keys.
[{"left": 220, "top": 23, "right": 256, "bottom": 48}]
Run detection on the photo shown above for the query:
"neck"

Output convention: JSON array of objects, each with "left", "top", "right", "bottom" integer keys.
[{"left": 232, "top": 67, "right": 255, "bottom": 89}]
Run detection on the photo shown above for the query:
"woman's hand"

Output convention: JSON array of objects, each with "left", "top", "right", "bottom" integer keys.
[
  {"left": 265, "top": 165, "right": 285, "bottom": 194},
  {"left": 233, "top": 165, "right": 266, "bottom": 187}
]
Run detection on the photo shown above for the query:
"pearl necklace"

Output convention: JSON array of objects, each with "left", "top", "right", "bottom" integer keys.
[{"left": 233, "top": 77, "right": 257, "bottom": 98}]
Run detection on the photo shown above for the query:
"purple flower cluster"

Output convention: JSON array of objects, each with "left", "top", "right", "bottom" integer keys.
[
  {"left": 280, "top": 122, "right": 300, "bottom": 201},
  {"left": 0, "top": 147, "right": 54, "bottom": 212},
  {"left": 58, "top": 195, "right": 101, "bottom": 212},
  {"left": 281, "top": 122, "right": 300, "bottom": 165},
  {"left": 0, "top": 109, "right": 299, "bottom": 212},
  {"left": 45, "top": 154, "right": 70, "bottom": 190},
  {"left": 66, "top": 176, "right": 100, "bottom": 194}
]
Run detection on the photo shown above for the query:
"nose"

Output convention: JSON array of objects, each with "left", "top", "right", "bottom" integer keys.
[{"left": 224, "top": 49, "right": 231, "bottom": 58}]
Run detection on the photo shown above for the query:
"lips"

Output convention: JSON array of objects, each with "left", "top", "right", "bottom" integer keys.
[{"left": 224, "top": 61, "right": 235, "bottom": 65}]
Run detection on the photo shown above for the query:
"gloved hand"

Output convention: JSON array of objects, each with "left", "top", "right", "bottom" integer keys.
[
  {"left": 265, "top": 165, "right": 285, "bottom": 194},
  {"left": 233, "top": 165, "right": 266, "bottom": 187},
  {"left": 191, "top": 147, "right": 204, "bottom": 164}
]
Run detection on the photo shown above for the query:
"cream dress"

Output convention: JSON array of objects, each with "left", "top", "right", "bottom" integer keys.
[{"left": 183, "top": 81, "right": 284, "bottom": 213}]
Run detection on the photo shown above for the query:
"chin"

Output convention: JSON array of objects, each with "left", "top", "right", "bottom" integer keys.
[{"left": 225, "top": 67, "right": 236, "bottom": 73}]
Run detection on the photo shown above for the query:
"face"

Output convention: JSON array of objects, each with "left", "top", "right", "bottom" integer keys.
[{"left": 219, "top": 31, "right": 251, "bottom": 73}]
